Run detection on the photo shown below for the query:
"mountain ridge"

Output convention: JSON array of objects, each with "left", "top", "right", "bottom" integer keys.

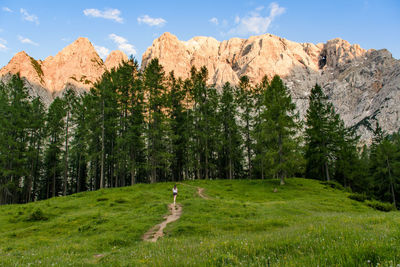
[{"left": 1, "top": 33, "right": 399, "bottom": 142}]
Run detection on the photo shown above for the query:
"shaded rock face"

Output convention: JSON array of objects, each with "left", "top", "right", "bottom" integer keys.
[
  {"left": 142, "top": 33, "right": 400, "bottom": 143},
  {"left": 0, "top": 37, "right": 128, "bottom": 105}
]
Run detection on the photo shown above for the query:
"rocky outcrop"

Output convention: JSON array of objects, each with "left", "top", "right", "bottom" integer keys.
[
  {"left": 1, "top": 33, "right": 399, "bottom": 143},
  {"left": 0, "top": 37, "right": 128, "bottom": 105},
  {"left": 142, "top": 32, "right": 400, "bottom": 143},
  {"left": 105, "top": 50, "right": 128, "bottom": 71}
]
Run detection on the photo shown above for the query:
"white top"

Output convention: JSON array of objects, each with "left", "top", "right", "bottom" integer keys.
[{"left": 173, "top": 188, "right": 178, "bottom": 193}]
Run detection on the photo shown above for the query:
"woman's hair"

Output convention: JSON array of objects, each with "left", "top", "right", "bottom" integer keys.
[{"left": 174, "top": 184, "right": 177, "bottom": 188}]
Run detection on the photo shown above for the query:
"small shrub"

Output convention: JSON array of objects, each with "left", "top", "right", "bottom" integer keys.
[
  {"left": 114, "top": 198, "right": 128, "bottom": 204},
  {"left": 365, "top": 200, "right": 396, "bottom": 212},
  {"left": 348, "top": 193, "right": 369, "bottom": 202},
  {"left": 97, "top": 197, "right": 108, "bottom": 202},
  {"left": 321, "top": 181, "right": 344, "bottom": 190},
  {"left": 25, "top": 208, "right": 48, "bottom": 222}
]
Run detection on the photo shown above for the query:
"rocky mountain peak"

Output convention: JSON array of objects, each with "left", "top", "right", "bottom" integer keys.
[
  {"left": 142, "top": 33, "right": 400, "bottom": 143},
  {"left": 0, "top": 51, "right": 45, "bottom": 86},
  {"left": 105, "top": 50, "right": 128, "bottom": 71},
  {"left": 0, "top": 37, "right": 126, "bottom": 105}
]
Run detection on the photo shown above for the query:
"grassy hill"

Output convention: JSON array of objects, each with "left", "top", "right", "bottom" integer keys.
[{"left": 0, "top": 178, "right": 399, "bottom": 266}]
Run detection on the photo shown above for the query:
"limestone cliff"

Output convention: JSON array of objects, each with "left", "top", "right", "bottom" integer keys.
[
  {"left": 0, "top": 37, "right": 127, "bottom": 105},
  {"left": 142, "top": 33, "right": 400, "bottom": 142}
]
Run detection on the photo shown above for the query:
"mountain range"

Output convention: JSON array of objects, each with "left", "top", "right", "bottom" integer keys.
[{"left": 1, "top": 33, "right": 399, "bottom": 143}]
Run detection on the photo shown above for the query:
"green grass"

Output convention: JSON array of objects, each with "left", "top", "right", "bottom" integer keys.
[{"left": 0, "top": 178, "right": 399, "bottom": 266}]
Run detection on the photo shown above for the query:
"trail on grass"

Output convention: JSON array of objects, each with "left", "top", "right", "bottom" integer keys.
[
  {"left": 143, "top": 203, "right": 183, "bottom": 242},
  {"left": 142, "top": 183, "right": 208, "bottom": 242},
  {"left": 178, "top": 182, "right": 210, "bottom": 199}
]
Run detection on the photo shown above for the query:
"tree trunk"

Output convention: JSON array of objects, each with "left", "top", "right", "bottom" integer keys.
[
  {"left": 77, "top": 153, "right": 81, "bottom": 193},
  {"left": 325, "top": 161, "right": 330, "bottom": 181},
  {"left": 278, "top": 134, "right": 285, "bottom": 185},
  {"left": 386, "top": 157, "right": 396, "bottom": 207},
  {"left": 63, "top": 110, "right": 70, "bottom": 196},
  {"left": 100, "top": 99, "right": 105, "bottom": 189},
  {"left": 246, "top": 117, "right": 251, "bottom": 179},
  {"left": 52, "top": 167, "right": 56, "bottom": 198}
]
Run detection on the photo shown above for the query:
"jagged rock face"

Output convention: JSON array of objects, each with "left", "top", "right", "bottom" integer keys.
[
  {"left": 105, "top": 50, "right": 129, "bottom": 71},
  {"left": 41, "top": 37, "right": 105, "bottom": 94},
  {"left": 142, "top": 33, "right": 400, "bottom": 143},
  {"left": 0, "top": 37, "right": 128, "bottom": 105}
]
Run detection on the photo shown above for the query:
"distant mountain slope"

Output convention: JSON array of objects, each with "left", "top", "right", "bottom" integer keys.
[
  {"left": 0, "top": 37, "right": 127, "bottom": 105},
  {"left": 142, "top": 33, "right": 400, "bottom": 143},
  {"left": 0, "top": 179, "right": 399, "bottom": 266},
  {"left": 1, "top": 33, "right": 399, "bottom": 142}
]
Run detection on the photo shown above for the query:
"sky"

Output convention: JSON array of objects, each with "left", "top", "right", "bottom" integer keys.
[{"left": 0, "top": 0, "right": 399, "bottom": 68}]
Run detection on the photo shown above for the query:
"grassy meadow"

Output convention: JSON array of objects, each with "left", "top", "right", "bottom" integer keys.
[{"left": 0, "top": 178, "right": 399, "bottom": 266}]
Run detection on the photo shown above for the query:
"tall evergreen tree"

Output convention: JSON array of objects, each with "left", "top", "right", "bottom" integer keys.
[
  {"left": 260, "top": 75, "right": 302, "bottom": 184},
  {"left": 167, "top": 72, "right": 187, "bottom": 181},
  {"left": 70, "top": 94, "right": 89, "bottom": 193},
  {"left": 144, "top": 58, "right": 171, "bottom": 183},
  {"left": 218, "top": 82, "right": 243, "bottom": 179},
  {"left": 25, "top": 97, "right": 46, "bottom": 201},
  {"left": 235, "top": 76, "right": 255, "bottom": 179},
  {"left": 42, "top": 97, "right": 66, "bottom": 199},
  {"left": 62, "top": 89, "right": 77, "bottom": 195},
  {"left": 370, "top": 132, "right": 400, "bottom": 208},
  {"left": 305, "top": 84, "right": 340, "bottom": 181},
  {"left": 252, "top": 76, "right": 268, "bottom": 179},
  {"left": 0, "top": 75, "right": 32, "bottom": 203}
]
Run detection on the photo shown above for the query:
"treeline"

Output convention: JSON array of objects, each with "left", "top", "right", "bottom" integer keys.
[{"left": 0, "top": 58, "right": 399, "bottom": 208}]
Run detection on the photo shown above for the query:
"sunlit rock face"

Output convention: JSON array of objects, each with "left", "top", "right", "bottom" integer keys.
[
  {"left": 0, "top": 37, "right": 127, "bottom": 105},
  {"left": 142, "top": 32, "right": 400, "bottom": 143}
]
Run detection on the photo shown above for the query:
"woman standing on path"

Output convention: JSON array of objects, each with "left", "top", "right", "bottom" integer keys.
[{"left": 172, "top": 184, "right": 178, "bottom": 205}]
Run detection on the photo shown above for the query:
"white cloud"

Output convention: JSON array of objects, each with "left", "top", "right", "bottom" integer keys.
[
  {"left": 18, "top": 35, "right": 39, "bottom": 46},
  {"left": 209, "top": 17, "right": 219, "bottom": 25},
  {"left": 94, "top": 44, "right": 110, "bottom": 59},
  {"left": 109, "top": 33, "right": 136, "bottom": 56},
  {"left": 20, "top": 8, "right": 39, "bottom": 25},
  {"left": 137, "top": 15, "right": 166, "bottom": 27},
  {"left": 83, "top": 8, "right": 123, "bottom": 23},
  {"left": 0, "top": 38, "right": 7, "bottom": 51},
  {"left": 228, "top": 2, "right": 285, "bottom": 36},
  {"left": 2, "top": 7, "right": 12, "bottom": 12}
]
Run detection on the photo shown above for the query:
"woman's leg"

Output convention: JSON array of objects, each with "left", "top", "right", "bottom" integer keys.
[{"left": 174, "top": 194, "right": 177, "bottom": 205}]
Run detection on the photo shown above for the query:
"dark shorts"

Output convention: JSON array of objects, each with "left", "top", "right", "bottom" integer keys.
[{"left": 173, "top": 193, "right": 177, "bottom": 196}]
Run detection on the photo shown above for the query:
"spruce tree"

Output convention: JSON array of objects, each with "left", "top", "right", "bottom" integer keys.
[
  {"left": 257, "top": 75, "right": 302, "bottom": 184},
  {"left": 218, "top": 82, "right": 243, "bottom": 179},
  {"left": 235, "top": 75, "right": 254, "bottom": 179},
  {"left": 305, "top": 84, "right": 339, "bottom": 181},
  {"left": 370, "top": 132, "right": 400, "bottom": 208},
  {"left": 167, "top": 72, "right": 187, "bottom": 181},
  {"left": 144, "top": 58, "right": 171, "bottom": 183},
  {"left": 43, "top": 97, "right": 66, "bottom": 198}
]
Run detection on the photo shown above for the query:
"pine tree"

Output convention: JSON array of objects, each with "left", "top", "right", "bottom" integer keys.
[
  {"left": 252, "top": 76, "right": 268, "bottom": 179},
  {"left": 305, "top": 84, "right": 340, "bottom": 181},
  {"left": 370, "top": 132, "right": 400, "bottom": 208},
  {"left": 257, "top": 75, "right": 302, "bottom": 185},
  {"left": 167, "top": 72, "right": 187, "bottom": 181},
  {"left": 43, "top": 97, "right": 66, "bottom": 199},
  {"left": 218, "top": 82, "right": 243, "bottom": 179},
  {"left": 0, "top": 74, "right": 32, "bottom": 203},
  {"left": 235, "top": 76, "right": 254, "bottom": 179},
  {"left": 70, "top": 94, "right": 89, "bottom": 193},
  {"left": 25, "top": 97, "right": 46, "bottom": 201},
  {"left": 62, "top": 88, "right": 77, "bottom": 195},
  {"left": 144, "top": 58, "right": 171, "bottom": 183},
  {"left": 190, "top": 67, "right": 220, "bottom": 179}
]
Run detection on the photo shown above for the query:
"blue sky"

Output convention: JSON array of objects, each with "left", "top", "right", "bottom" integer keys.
[{"left": 0, "top": 0, "right": 399, "bottom": 68}]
